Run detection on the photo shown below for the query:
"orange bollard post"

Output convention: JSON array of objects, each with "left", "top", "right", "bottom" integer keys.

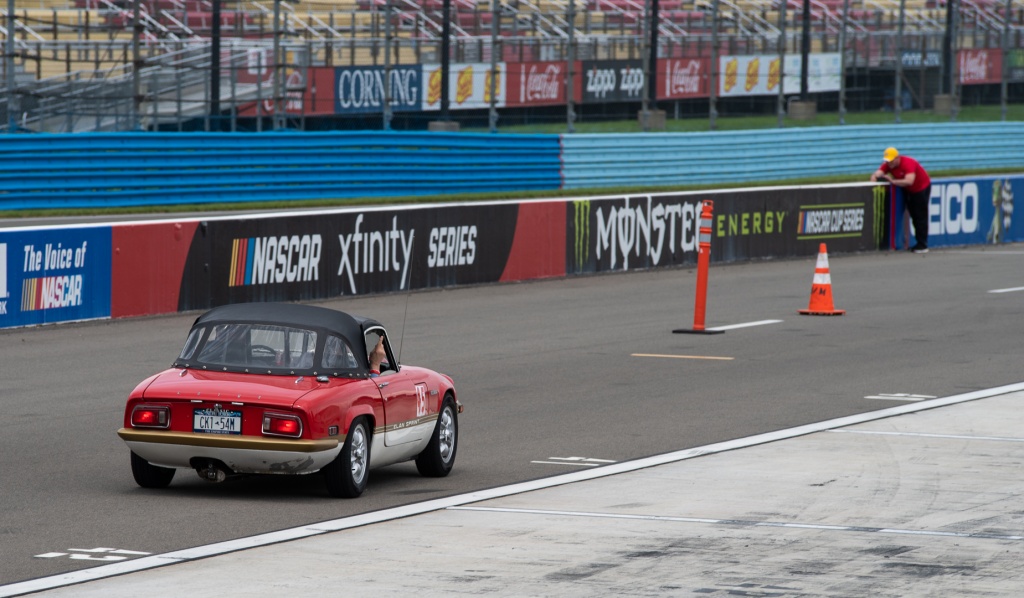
[{"left": 674, "top": 200, "right": 724, "bottom": 335}]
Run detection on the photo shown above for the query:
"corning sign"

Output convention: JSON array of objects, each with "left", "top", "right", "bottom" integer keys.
[{"left": 334, "top": 65, "right": 423, "bottom": 114}]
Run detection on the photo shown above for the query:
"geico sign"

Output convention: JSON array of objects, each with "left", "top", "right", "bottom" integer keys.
[{"left": 929, "top": 182, "right": 979, "bottom": 236}]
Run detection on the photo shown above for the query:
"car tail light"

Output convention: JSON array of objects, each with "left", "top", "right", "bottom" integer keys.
[
  {"left": 131, "top": 405, "right": 170, "bottom": 429},
  {"left": 262, "top": 412, "right": 302, "bottom": 438}
]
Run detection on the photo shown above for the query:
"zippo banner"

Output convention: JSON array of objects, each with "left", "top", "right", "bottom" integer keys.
[
  {"left": 566, "top": 185, "right": 884, "bottom": 274},
  {"left": 889, "top": 175, "right": 1022, "bottom": 249},
  {"left": 580, "top": 59, "right": 645, "bottom": 104},
  {"left": 0, "top": 227, "right": 112, "bottom": 328}
]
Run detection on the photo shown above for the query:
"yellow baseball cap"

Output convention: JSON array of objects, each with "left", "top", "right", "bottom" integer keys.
[{"left": 883, "top": 147, "right": 899, "bottom": 162}]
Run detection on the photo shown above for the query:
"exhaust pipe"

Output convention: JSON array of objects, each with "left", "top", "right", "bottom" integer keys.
[{"left": 194, "top": 460, "right": 230, "bottom": 483}]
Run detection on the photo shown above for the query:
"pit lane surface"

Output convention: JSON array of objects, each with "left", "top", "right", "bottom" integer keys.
[{"left": 2, "top": 244, "right": 1022, "bottom": 586}]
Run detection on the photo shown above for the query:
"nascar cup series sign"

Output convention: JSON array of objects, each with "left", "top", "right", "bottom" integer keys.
[{"left": 0, "top": 228, "right": 112, "bottom": 328}]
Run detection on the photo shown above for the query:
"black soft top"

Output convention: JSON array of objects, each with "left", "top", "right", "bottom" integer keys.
[{"left": 191, "top": 302, "right": 381, "bottom": 356}]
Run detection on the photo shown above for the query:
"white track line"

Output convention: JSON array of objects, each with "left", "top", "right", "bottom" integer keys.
[
  {"left": 4, "top": 381, "right": 1024, "bottom": 598},
  {"left": 707, "top": 319, "right": 783, "bottom": 331},
  {"left": 449, "top": 506, "right": 1024, "bottom": 541},
  {"left": 831, "top": 429, "right": 1024, "bottom": 443},
  {"left": 988, "top": 286, "right": 1024, "bottom": 294}
]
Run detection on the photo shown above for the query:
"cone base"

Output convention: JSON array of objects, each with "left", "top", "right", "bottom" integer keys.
[
  {"left": 798, "top": 309, "right": 846, "bottom": 316},
  {"left": 673, "top": 328, "right": 726, "bottom": 334}
]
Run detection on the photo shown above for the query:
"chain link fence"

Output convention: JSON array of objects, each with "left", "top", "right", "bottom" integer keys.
[{"left": 2, "top": 0, "right": 1022, "bottom": 133}]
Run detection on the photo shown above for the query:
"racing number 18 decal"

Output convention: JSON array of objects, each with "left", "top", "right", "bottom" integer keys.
[{"left": 415, "top": 384, "right": 428, "bottom": 417}]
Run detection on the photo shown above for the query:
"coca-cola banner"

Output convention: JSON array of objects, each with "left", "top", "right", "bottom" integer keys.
[
  {"left": 506, "top": 61, "right": 577, "bottom": 107},
  {"left": 657, "top": 58, "right": 710, "bottom": 100},
  {"left": 580, "top": 60, "right": 645, "bottom": 104},
  {"left": 958, "top": 49, "right": 1002, "bottom": 85},
  {"left": 237, "top": 67, "right": 315, "bottom": 118},
  {"left": 422, "top": 62, "right": 507, "bottom": 111}
]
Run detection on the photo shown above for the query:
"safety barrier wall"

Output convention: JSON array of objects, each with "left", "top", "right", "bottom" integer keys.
[
  {"left": 4, "top": 175, "right": 1021, "bottom": 330},
  {"left": 0, "top": 131, "right": 563, "bottom": 210},
  {"left": 560, "top": 123, "right": 1024, "bottom": 189},
  {"left": 2, "top": 123, "right": 1024, "bottom": 212}
]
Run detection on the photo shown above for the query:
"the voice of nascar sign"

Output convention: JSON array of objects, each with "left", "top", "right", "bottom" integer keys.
[{"left": 0, "top": 228, "right": 112, "bottom": 329}]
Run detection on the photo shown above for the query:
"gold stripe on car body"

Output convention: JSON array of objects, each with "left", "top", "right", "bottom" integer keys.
[
  {"left": 382, "top": 413, "right": 439, "bottom": 434},
  {"left": 117, "top": 428, "right": 339, "bottom": 452}
]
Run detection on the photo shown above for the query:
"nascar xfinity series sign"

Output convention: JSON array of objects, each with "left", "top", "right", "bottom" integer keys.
[{"left": 176, "top": 205, "right": 520, "bottom": 310}]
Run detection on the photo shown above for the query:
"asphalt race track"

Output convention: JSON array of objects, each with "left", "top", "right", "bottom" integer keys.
[{"left": 2, "top": 244, "right": 1023, "bottom": 587}]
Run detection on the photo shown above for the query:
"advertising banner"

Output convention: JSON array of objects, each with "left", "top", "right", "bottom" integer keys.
[
  {"left": 567, "top": 186, "right": 884, "bottom": 274},
  {"left": 505, "top": 61, "right": 575, "bottom": 107},
  {"left": 958, "top": 49, "right": 1003, "bottom": 85},
  {"left": 901, "top": 50, "right": 941, "bottom": 68},
  {"left": 580, "top": 60, "right": 645, "bottom": 103},
  {"left": 422, "top": 62, "right": 506, "bottom": 111},
  {"left": 334, "top": 64, "right": 424, "bottom": 114},
  {"left": 1008, "top": 49, "right": 1024, "bottom": 82},
  {"left": 890, "top": 176, "right": 1022, "bottom": 249},
  {"left": 173, "top": 202, "right": 565, "bottom": 311},
  {"left": 718, "top": 53, "right": 840, "bottom": 97},
  {"left": 658, "top": 58, "right": 710, "bottom": 100},
  {"left": 236, "top": 67, "right": 312, "bottom": 118},
  {"left": 0, "top": 228, "right": 112, "bottom": 329}
]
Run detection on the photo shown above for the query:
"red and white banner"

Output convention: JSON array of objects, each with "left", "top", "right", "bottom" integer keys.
[
  {"left": 505, "top": 61, "right": 575, "bottom": 107},
  {"left": 657, "top": 58, "right": 710, "bottom": 100},
  {"left": 958, "top": 49, "right": 1002, "bottom": 85}
]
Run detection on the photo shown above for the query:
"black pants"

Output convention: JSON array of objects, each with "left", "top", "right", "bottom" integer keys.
[{"left": 905, "top": 184, "right": 931, "bottom": 248}]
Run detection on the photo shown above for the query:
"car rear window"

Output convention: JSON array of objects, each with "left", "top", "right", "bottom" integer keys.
[{"left": 192, "top": 323, "right": 319, "bottom": 370}]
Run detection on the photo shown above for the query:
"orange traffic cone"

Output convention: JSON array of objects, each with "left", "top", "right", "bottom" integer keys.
[{"left": 798, "top": 243, "right": 845, "bottom": 316}]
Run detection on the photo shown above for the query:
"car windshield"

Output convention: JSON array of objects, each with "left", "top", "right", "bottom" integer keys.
[{"left": 185, "top": 323, "right": 319, "bottom": 370}]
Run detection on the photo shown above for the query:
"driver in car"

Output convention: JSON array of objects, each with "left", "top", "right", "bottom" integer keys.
[{"left": 368, "top": 336, "right": 386, "bottom": 377}]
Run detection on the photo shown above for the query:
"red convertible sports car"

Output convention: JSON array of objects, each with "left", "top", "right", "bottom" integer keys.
[{"left": 117, "top": 302, "right": 461, "bottom": 498}]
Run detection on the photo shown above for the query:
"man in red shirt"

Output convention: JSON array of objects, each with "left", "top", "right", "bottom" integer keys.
[{"left": 871, "top": 147, "right": 932, "bottom": 253}]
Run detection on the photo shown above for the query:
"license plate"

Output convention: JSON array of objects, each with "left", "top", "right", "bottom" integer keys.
[{"left": 193, "top": 408, "right": 242, "bottom": 435}]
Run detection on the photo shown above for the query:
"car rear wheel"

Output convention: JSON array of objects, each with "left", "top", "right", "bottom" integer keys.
[
  {"left": 130, "top": 451, "right": 175, "bottom": 488},
  {"left": 325, "top": 418, "right": 370, "bottom": 498},
  {"left": 416, "top": 395, "right": 458, "bottom": 477}
]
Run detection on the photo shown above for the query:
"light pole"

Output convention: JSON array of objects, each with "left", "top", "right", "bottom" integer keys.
[
  {"left": 566, "top": 0, "right": 576, "bottom": 133},
  {"left": 895, "top": 0, "right": 905, "bottom": 123},
  {"left": 838, "top": 0, "right": 850, "bottom": 124},
  {"left": 441, "top": 0, "right": 451, "bottom": 122},
  {"left": 709, "top": 0, "right": 719, "bottom": 130},
  {"left": 6, "top": 0, "right": 18, "bottom": 132},
  {"left": 776, "top": 0, "right": 787, "bottom": 127}
]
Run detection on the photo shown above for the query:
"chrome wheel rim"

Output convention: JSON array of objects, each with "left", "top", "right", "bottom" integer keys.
[
  {"left": 438, "top": 407, "right": 455, "bottom": 464},
  {"left": 350, "top": 425, "right": 367, "bottom": 484}
]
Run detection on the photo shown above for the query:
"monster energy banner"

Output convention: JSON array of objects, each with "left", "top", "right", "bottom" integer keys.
[{"left": 568, "top": 185, "right": 885, "bottom": 274}]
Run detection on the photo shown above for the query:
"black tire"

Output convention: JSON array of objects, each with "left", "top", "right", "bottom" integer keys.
[
  {"left": 130, "top": 451, "right": 175, "bottom": 488},
  {"left": 325, "top": 418, "right": 370, "bottom": 498},
  {"left": 416, "top": 395, "right": 458, "bottom": 477}
]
